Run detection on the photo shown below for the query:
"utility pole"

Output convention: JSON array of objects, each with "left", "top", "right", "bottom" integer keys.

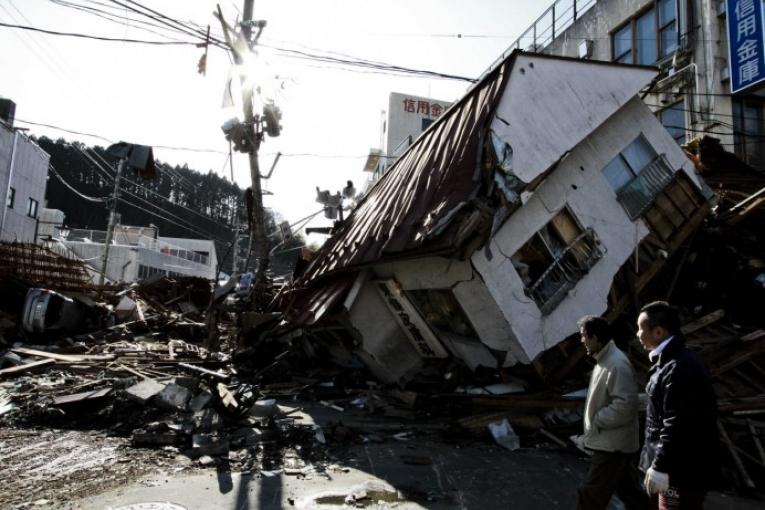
[
  {"left": 99, "top": 158, "right": 126, "bottom": 285},
  {"left": 217, "top": 1, "right": 270, "bottom": 294},
  {"left": 241, "top": 0, "right": 269, "bottom": 291}
]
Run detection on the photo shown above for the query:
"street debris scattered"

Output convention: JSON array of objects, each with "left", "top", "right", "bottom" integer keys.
[{"left": 0, "top": 137, "right": 764, "bottom": 506}]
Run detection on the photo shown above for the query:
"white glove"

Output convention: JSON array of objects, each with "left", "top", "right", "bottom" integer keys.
[{"left": 644, "top": 467, "right": 670, "bottom": 495}]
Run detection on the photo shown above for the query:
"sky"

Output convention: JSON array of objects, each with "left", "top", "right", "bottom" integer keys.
[{"left": 0, "top": 0, "right": 545, "bottom": 243}]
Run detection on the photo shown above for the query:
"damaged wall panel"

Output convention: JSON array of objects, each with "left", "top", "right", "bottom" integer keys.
[{"left": 473, "top": 95, "right": 708, "bottom": 362}]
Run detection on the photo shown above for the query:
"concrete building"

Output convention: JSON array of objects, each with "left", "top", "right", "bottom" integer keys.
[
  {"left": 484, "top": 0, "right": 765, "bottom": 170},
  {"left": 362, "top": 92, "right": 451, "bottom": 187},
  {"left": 57, "top": 224, "right": 218, "bottom": 283},
  {"left": 285, "top": 51, "right": 711, "bottom": 384},
  {"left": 0, "top": 98, "right": 49, "bottom": 242}
]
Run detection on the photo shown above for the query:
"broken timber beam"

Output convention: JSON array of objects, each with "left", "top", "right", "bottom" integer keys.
[{"left": 0, "top": 359, "right": 55, "bottom": 378}]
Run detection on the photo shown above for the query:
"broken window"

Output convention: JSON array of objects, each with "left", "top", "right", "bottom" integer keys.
[
  {"left": 511, "top": 208, "right": 602, "bottom": 314},
  {"left": 405, "top": 288, "right": 480, "bottom": 340},
  {"left": 602, "top": 135, "right": 674, "bottom": 219}
]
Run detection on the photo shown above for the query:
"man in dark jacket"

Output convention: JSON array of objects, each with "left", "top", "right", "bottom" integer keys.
[{"left": 636, "top": 301, "right": 719, "bottom": 509}]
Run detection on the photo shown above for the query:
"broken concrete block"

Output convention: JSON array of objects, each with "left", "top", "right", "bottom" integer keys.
[
  {"left": 189, "top": 390, "right": 212, "bottom": 412},
  {"left": 192, "top": 409, "right": 223, "bottom": 433},
  {"left": 155, "top": 383, "right": 192, "bottom": 411},
  {"left": 125, "top": 379, "right": 166, "bottom": 404},
  {"left": 53, "top": 387, "right": 111, "bottom": 406},
  {"left": 191, "top": 433, "right": 229, "bottom": 457}
]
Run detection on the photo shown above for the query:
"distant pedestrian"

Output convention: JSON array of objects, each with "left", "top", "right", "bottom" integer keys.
[
  {"left": 637, "top": 301, "right": 719, "bottom": 509},
  {"left": 573, "top": 315, "right": 647, "bottom": 510}
]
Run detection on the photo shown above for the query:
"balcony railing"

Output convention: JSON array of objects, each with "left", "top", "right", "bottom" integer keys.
[
  {"left": 481, "top": 0, "right": 599, "bottom": 78},
  {"left": 617, "top": 155, "right": 674, "bottom": 219},
  {"left": 64, "top": 229, "right": 209, "bottom": 266},
  {"left": 527, "top": 227, "right": 603, "bottom": 314}
]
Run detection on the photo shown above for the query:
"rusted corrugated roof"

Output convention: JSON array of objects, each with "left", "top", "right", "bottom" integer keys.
[
  {"left": 280, "top": 52, "right": 516, "bottom": 326},
  {"left": 297, "top": 54, "right": 516, "bottom": 286}
]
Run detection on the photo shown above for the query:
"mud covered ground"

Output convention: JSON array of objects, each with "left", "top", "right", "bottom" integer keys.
[{"left": 0, "top": 427, "right": 199, "bottom": 509}]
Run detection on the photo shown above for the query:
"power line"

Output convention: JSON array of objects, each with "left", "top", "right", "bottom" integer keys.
[
  {"left": 0, "top": 21, "right": 202, "bottom": 45},
  {"left": 15, "top": 118, "right": 227, "bottom": 154},
  {"left": 104, "top": 0, "right": 226, "bottom": 48},
  {"left": 80, "top": 145, "right": 232, "bottom": 230},
  {"left": 48, "top": 164, "right": 109, "bottom": 202},
  {"left": 47, "top": 0, "right": 191, "bottom": 42},
  {"left": 6, "top": 0, "right": 70, "bottom": 75},
  {"left": 115, "top": 196, "right": 230, "bottom": 243}
]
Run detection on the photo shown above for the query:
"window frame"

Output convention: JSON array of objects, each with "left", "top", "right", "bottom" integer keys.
[
  {"left": 26, "top": 197, "right": 38, "bottom": 218},
  {"left": 511, "top": 206, "right": 602, "bottom": 314},
  {"left": 6, "top": 187, "right": 15, "bottom": 209},
  {"left": 732, "top": 96, "right": 765, "bottom": 168},
  {"left": 658, "top": 101, "right": 687, "bottom": 144},
  {"left": 611, "top": 0, "right": 679, "bottom": 65},
  {"left": 602, "top": 134, "right": 659, "bottom": 193}
]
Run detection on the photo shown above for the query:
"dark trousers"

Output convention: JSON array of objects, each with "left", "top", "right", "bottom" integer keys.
[
  {"left": 650, "top": 487, "right": 706, "bottom": 510},
  {"left": 576, "top": 450, "right": 648, "bottom": 510}
]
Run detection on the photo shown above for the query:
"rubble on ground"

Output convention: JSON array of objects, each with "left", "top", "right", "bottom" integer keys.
[{"left": 0, "top": 146, "right": 764, "bottom": 502}]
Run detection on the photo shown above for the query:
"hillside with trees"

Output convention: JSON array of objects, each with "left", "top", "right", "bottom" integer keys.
[{"left": 37, "top": 137, "right": 303, "bottom": 278}]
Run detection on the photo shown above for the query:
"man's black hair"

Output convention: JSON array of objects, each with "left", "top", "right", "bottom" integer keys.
[
  {"left": 639, "top": 301, "right": 681, "bottom": 333},
  {"left": 577, "top": 315, "right": 612, "bottom": 343}
]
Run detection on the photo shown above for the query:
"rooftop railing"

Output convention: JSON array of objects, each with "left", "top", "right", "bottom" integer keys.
[
  {"left": 482, "top": 0, "right": 599, "bottom": 78},
  {"left": 64, "top": 229, "right": 210, "bottom": 266}
]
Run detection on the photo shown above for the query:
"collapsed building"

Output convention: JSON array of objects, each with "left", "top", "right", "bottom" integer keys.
[{"left": 281, "top": 51, "right": 712, "bottom": 384}]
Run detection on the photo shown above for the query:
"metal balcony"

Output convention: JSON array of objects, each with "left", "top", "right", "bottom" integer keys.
[
  {"left": 527, "top": 227, "right": 603, "bottom": 315},
  {"left": 617, "top": 154, "right": 675, "bottom": 219}
]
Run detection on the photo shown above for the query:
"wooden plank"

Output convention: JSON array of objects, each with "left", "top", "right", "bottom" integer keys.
[
  {"left": 0, "top": 359, "right": 55, "bottom": 378},
  {"left": 681, "top": 309, "right": 726, "bottom": 335},
  {"left": 713, "top": 340, "right": 765, "bottom": 377},
  {"left": 748, "top": 419, "right": 765, "bottom": 465},
  {"left": 11, "top": 347, "right": 114, "bottom": 363},
  {"left": 539, "top": 428, "right": 568, "bottom": 448},
  {"left": 742, "top": 330, "right": 765, "bottom": 342},
  {"left": 718, "top": 422, "right": 756, "bottom": 489}
]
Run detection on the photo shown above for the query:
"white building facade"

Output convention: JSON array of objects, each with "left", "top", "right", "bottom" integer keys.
[
  {"left": 487, "top": 0, "right": 765, "bottom": 170},
  {"left": 0, "top": 99, "right": 49, "bottom": 242},
  {"left": 59, "top": 225, "right": 218, "bottom": 283}
]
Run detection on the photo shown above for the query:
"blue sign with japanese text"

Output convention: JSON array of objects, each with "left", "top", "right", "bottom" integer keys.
[{"left": 728, "top": 0, "right": 765, "bottom": 93}]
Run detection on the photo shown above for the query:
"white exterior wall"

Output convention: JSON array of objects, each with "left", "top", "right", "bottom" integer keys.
[
  {"left": 348, "top": 279, "right": 424, "bottom": 384},
  {"left": 489, "top": 54, "right": 657, "bottom": 184},
  {"left": 346, "top": 256, "right": 530, "bottom": 379},
  {"left": 158, "top": 236, "right": 218, "bottom": 278},
  {"left": 472, "top": 95, "right": 704, "bottom": 361},
  {"left": 64, "top": 239, "right": 215, "bottom": 283},
  {"left": 0, "top": 125, "right": 49, "bottom": 242},
  {"left": 385, "top": 92, "right": 451, "bottom": 156}
]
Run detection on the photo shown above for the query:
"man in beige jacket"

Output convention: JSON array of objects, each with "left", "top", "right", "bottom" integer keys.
[{"left": 573, "top": 315, "right": 647, "bottom": 510}]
